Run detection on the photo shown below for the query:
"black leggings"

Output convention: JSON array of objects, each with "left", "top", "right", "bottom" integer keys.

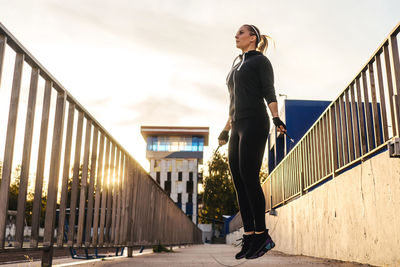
[{"left": 228, "top": 116, "right": 269, "bottom": 232}]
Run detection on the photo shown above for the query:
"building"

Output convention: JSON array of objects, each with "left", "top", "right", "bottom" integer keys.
[
  {"left": 140, "top": 126, "right": 209, "bottom": 224},
  {"left": 268, "top": 99, "right": 331, "bottom": 173}
]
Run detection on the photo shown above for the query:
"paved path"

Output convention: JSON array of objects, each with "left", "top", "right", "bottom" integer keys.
[{"left": 53, "top": 244, "right": 373, "bottom": 267}]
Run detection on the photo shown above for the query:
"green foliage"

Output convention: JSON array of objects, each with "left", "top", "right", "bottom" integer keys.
[
  {"left": 259, "top": 160, "right": 269, "bottom": 184},
  {"left": 8, "top": 165, "right": 21, "bottom": 212},
  {"left": 200, "top": 151, "right": 238, "bottom": 223}
]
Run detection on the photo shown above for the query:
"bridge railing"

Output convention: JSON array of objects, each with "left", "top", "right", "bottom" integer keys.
[
  {"left": 0, "top": 23, "right": 201, "bottom": 266},
  {"left": 264, "top": 22, "right": 400, "bottom": 210}
]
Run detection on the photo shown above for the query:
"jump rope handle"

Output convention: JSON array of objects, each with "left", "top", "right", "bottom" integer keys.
[
  {"left": 284, "top": 132, "right": 295, "bottom": 143},
  {"left": 273, "top": 117, "right": 295, "bottom": 143}
]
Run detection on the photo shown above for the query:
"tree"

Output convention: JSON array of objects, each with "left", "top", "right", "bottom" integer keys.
[
  {"left": 259, "top": 160, "right": 269, "bottom": 184},
  {"left": 200, "top": 151, "right": 238, "bottom": 223},
  {"left": 8, "top": 165, "right": 22, "bottom": 212}
]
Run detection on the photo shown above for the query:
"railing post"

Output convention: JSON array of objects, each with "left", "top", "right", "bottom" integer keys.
[
  {"left": 15, "top": 67, "right": 39, "bottom": 248},
  {"left": 281, "top": 169, "right": 285, "bottom": 204},
  {"left": 92, "top": 133, "right": 105, "bottom": 246},
  {"left": 0, "top": 35, "right": 6, "bottom": 86},
  {"left": 42, "top": 90, "right": 66, "bottom": 267},
  {"left": 394, "top": 95, "right": 400, "bottom": 133},
  {"left": 0, "top": 52, "right": 24, "bottom": 248},
  {"left": 31, "top": 80, "right": 52, "bottom": 248},
  {"left": 269, "top": 175, "right": 273, "bottom": 208},
  {"left": 105, "top": 143, "right": 116, "bottom": 245},
  {"left": 85, "top": 126, "right": 98, "bottom": 246},
  {"left": 389, "top": 32, "right": 400, "bottom": 135},
  {"left": 127, "top": 247, "right": 134, "bottom": 257},
  {"left": 383, "top": 44, "right": 397, "bottom": 137},
  {"left": 57, "top": 103, "right": 75, "bottom": 247},
  {"left": 329, "top": 105, "right": 338, "bottom": 177},
  {"left": 67, "top": 111, "right": 84, "bottom": 246},
  {"left": 76, "top": 120, "right": 92, "bottom": 246}
]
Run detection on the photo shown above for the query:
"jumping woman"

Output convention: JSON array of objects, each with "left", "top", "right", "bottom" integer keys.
[{"left": 218, "top": 24, "right": 286, "bottom": 260}]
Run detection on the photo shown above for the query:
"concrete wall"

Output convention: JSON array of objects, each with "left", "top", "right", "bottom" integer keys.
[
  {"left": 226, "top": 227, "right": 243, "bottom": 246},
  {"left": 198, "top": 224, "right": 213, "bottom": 243},
  {"left": 261, "top": 151, "right": 400, "bottom": 266}
]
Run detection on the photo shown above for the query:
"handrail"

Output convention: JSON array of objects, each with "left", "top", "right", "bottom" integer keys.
[
  {"left": 263, "top": 22, "right": 400, "bottom": 211},
  {"left": 0, "top": 22, "right": 202, "bottom": 266}
]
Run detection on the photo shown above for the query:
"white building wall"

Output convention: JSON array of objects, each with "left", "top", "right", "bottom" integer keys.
[{"left": 148, "top": 157, "right": 199, "bottom": 224}]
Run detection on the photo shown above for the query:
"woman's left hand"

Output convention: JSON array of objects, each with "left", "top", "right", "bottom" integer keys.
[{"left": 272, "top": 117, "right": 287, "bottom": 134}]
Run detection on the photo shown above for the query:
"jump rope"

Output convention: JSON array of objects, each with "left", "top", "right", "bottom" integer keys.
[{"left": 208, "top": 131, "right": 293, "bottom": 267}]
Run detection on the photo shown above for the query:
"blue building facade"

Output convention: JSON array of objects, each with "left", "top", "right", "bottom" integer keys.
[{"left": 268, "top": 99, "right": 331, "bottom": 173}]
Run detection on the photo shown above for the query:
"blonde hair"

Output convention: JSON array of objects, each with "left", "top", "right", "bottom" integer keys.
[{"left": 244, "top": 24, "right": 272, "bottom": 54}]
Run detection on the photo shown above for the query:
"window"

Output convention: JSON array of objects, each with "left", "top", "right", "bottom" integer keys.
[
  {"left": 184, "top": 136, "right": 192, "bottom": 151},
  {"left": 147, "top": 136, "right": 158, "bottom": 151},
  {"left": 187, "top": 180, "right": 193, "bottom": 193},
  {"left": 159, "top": 137, "right": 168, "bottom": 151},
  {"left": 156, "top": 172, "right": 160, "bottom": 184},
  {"left": 192, "top": 137, "right": 199, "bottom": 151},
  {"left": 146, "top": 136, "right": 204, "bottom": 152},
  {"left": 170, "top": 137, "right": 179, "bottom": 151},
  {"left": 199, "top": 137, "right": 204, "bottom": 152},
  {"left": 191, "top": 136, "right": 204, "bottom": 152},
  {"left": 186, "top": 204, "right": 193, "bottom": 215},
  {"left": 189, "top": 172, "right": 193, "bottom": 181},
  {"left": 178, "top": 193, "right": 182, "bottom": 203},
  {"left": 178, "top": 172, "right": 182, "bottom": 181},
  {"left": 164, "top": 181, "right": 171, "bottom": 194},
  {"left": 167, "top": 172, "right": 171, "bottom": 181},
  {"left": 188, "top": 193, "right": 193, "bottom": 203}
]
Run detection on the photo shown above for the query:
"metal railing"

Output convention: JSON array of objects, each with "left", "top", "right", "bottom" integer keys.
[
  {"left": 0, "top": 23, "right": 201, "bottom": 266},
  {"left": 264, "top": 22, "right": 400, "bottom": 210}
]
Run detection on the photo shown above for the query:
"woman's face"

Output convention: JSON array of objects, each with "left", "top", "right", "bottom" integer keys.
[{"left": 235, "top": 25, "right": 256, "bottom": 51}]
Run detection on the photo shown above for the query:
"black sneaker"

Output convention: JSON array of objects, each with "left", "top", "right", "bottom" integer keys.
[
  {"left": 235, "top": 234, "right": 254, "bottom": 259},
  {"left": 245, "top": 230, "right": 275, "bottom": 259}
]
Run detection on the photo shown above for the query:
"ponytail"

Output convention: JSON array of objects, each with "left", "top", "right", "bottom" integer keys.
[{"left": 257, "top": 34, "right": 269, "bottom": 54}]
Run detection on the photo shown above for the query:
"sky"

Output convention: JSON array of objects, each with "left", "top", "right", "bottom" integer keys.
[{"left": 0, "top": 0, "right": 399, "bottom": 171}]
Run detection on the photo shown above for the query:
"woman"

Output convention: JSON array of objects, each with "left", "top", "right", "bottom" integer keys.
[{"left": 218, "top": 24, "right": 286, "bottom": 260}]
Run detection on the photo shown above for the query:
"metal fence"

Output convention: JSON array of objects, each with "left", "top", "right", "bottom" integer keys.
[
  {"left": 263, "top": 22, "right": 400, "bottom": 210},
  {"left": 0, "top": 23, "right": 202, "bottom": 266}
]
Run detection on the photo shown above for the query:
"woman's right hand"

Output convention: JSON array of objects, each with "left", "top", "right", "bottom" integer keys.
[
  {"left": 219, "top": 139, "right": 227, "bottom": 146},
  {"left": 218, "top": 130, "right": 229, "bottom": 146}
]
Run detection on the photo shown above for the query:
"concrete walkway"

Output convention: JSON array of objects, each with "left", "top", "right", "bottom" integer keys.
[{"left": 56, "top": 244, "right": 373, "bottom": 267}]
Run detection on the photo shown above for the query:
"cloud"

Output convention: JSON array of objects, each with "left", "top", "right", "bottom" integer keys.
[
  {"left": 45, "top": 0, "right": 236, "bottom": 68},
  {"left": 118, "top": 96, "right": 201, "bottom": 126},
  {"left": 87, "top": 97, "right": 111, "bottom": 106},
  {"left": 191, "top": 81, "right": 229, "bottom": 106}
]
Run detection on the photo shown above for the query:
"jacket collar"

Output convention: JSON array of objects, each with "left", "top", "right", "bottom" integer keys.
[{"left": 239, "top": 50, "right": 260, "bottom": 59}]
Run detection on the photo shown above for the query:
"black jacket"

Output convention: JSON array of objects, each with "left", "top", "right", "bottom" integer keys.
[{"left": 226, "top": 50, "right": 277, "bottom": 122}]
